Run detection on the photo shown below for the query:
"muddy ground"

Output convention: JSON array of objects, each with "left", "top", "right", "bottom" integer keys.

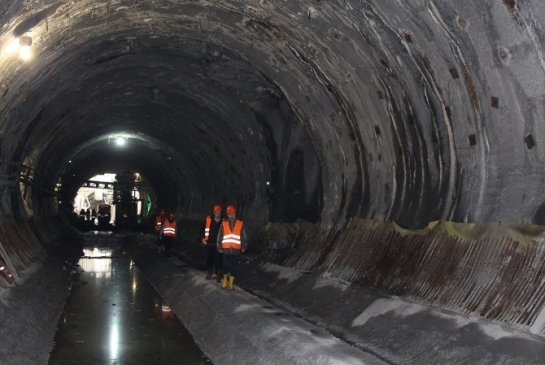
[{"left": 3, "top": 231, "right": 545, "bottom": 364}]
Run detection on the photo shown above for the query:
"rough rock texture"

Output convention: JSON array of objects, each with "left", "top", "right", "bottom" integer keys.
[
  {"left": 3, "top": 2, "right": 545, "bottom": 359},
  {"left": 2, "top": 1, "right": 545, "bottom": 227}
]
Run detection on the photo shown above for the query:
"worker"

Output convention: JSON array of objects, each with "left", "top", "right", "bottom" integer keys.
[
  {"left": 161, "top": 212, "right": 177, "bottom": 257},
  {"left": 155, "top": 208, "right": 166, "bottom": 253},
  {"left": 217, "top": 205, "right": 247, "bottom": 290},
  {"left": 202, "top": 205, "right": 224, "bottom": 281}
]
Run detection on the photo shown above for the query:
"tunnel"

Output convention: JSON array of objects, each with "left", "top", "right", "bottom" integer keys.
[{"left": 2, "top": 0, "right": 545, "bottom": 364}]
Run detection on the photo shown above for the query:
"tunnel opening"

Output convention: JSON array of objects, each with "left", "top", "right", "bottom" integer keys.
[
  {"left": 72, "top": 173, "right": 116, "bottom": 228},
  {"left": 69, "top": 171, "right": 156, "bottom": 231},
  {"left": 3, "top": 1, "right": 545, "bottom": 364},
  {"left": 51, "top": 132, "right": 187, "bottom": 226},
  {"left": 71, "top": 171, "right": 153, "bottom": 232}
]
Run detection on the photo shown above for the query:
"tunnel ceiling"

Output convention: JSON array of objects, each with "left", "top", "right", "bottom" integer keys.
[{"left": 0, "top": 0, "right": 544, "bottom": 228}]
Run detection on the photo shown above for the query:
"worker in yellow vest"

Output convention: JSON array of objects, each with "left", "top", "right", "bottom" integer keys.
[{"left": 217, "top": 205, "right": 247, "bottom": 290}]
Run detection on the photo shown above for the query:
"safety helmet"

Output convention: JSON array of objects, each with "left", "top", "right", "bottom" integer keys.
[
  {"left": 226, "top": 205, "right": 236, "bottom": 214},
  {"left": 159, "top": 208, "right": 165, "bottom": 214},
  {"left": 213, "top": 205, "right": 222, "bottom": 213},
  {"left": 168, "top": 212, "right": 175, "bottom": 219}
]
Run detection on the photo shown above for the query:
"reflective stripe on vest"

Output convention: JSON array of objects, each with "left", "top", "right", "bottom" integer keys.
[
  {"left": 155, "top": 216, "right": 163, "bottom": 232},
  {"left": 221, "top": 220, "right": 243, "bottom": 249},
  {"left": 163, "top": 221, "right": 177, "bottom": 237},
  {"left": 204, "top": 216, "right": 212, "bottom": 240}
]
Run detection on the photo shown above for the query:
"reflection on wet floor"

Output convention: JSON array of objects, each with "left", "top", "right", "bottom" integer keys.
[{"left": 48, "top": 245, "right": 213, "bottom": 365}]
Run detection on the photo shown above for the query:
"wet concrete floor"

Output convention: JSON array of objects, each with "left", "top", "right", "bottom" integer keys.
[{"left": 48, "top": 245, "right": 213, "bottom": 365}]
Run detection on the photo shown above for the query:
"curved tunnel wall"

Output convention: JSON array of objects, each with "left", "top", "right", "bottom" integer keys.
[
  {"left": 0, "top": 1, "right": 542, "bottom": 226},
  {"left": 1, "top": 0, "right": 545, "bottom": 339}
]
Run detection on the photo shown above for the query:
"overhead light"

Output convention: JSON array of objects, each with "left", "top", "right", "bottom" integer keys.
[
  {"left": 19, "top": 36, "right": 32, "bottom": 61},
  {"left": 116, "top": 137, "right": 126, "bottom": 146},
  {"left": 3, "top": 39, "right": 20, "bottom": 55}
]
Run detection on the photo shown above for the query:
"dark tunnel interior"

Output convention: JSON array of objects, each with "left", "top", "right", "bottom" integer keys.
[
  {"left": 7, "top": 16, "right": 330, "bottom": 226},
  {"left": 0, "top": 0, "right": 539, "bottom": 230},
  {"left": 3, "top": 1, "right": 545, "bottom": 363},
  {"left": 2, "top": 0, "right": 500, "bottom": 229}
]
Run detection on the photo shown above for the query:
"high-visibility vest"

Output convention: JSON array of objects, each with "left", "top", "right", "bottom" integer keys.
[
  {"left": 155, "top": 215, "right": 164, "bottom": 232},
  {"left": 162, "top": 220, "right": 177, "bottom": 237},
  {"left": 221, "top": 220, "right": 243, "bottom": 250},
  {"left": 204, "top": 216, "right": 213, "bottom": 240}
]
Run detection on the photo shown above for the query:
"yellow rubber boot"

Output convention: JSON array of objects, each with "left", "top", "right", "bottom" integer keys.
[
  {"left": 228, "top": 276, "right": 235, "bottom": 291},
  {"left": 157, "top": 245, "right": 162, "bottom": 253},
  {"left": 221, "top": 274, "right": 228, "bottom": 289}
]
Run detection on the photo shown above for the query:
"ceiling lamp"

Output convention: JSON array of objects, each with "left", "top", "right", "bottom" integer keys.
[
  {"left": 116, "top": 137, "right": 126, "bottom": 146},
  {"left": 19, "top": 36, "right": 32, "bottom": 61}
]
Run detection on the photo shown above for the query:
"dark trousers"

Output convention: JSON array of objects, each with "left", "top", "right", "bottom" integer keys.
[
  {"left": 222, "top": 254, "right": 240, "bottom": 276},
  {"left": 206, "top": 245, "right": 222, "bottom": 271},
  {"left": 162, "top": 236, "right": 174, "bottom": 257}
]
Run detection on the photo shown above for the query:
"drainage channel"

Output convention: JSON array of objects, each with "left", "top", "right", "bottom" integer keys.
[{"left": 48, "top": 243, "right": 213, "bottom": 365}]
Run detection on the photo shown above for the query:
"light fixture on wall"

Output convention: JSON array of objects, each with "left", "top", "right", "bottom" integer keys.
[{"left": 19, "top": 36, "right": 32, "bottom": 61}]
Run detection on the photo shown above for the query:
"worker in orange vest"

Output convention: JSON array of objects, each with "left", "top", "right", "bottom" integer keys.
[
  {"left": 202, "top": 205, "right": 224, "bottom": 281},
  {"left": 217, "top": 205, "right": 247, "bottom": 290},
  {"left": 161, "top": 212, "right": 177, "bottom": 257},
  {"left": 155, "top": 208, "right": 166, "bottom": 253}
]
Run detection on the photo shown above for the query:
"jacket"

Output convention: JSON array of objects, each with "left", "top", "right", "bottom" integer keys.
[
  {"left": 155, "top": 215, "right": 165, "bottom": 233},
  {"left": 204, "top": 215, "right": 223, "bottom": 246}
]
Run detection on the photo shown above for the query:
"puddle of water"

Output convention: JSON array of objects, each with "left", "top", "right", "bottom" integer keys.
[{"left": 48, "top": 246, "right": 213, "bottom": 365}]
